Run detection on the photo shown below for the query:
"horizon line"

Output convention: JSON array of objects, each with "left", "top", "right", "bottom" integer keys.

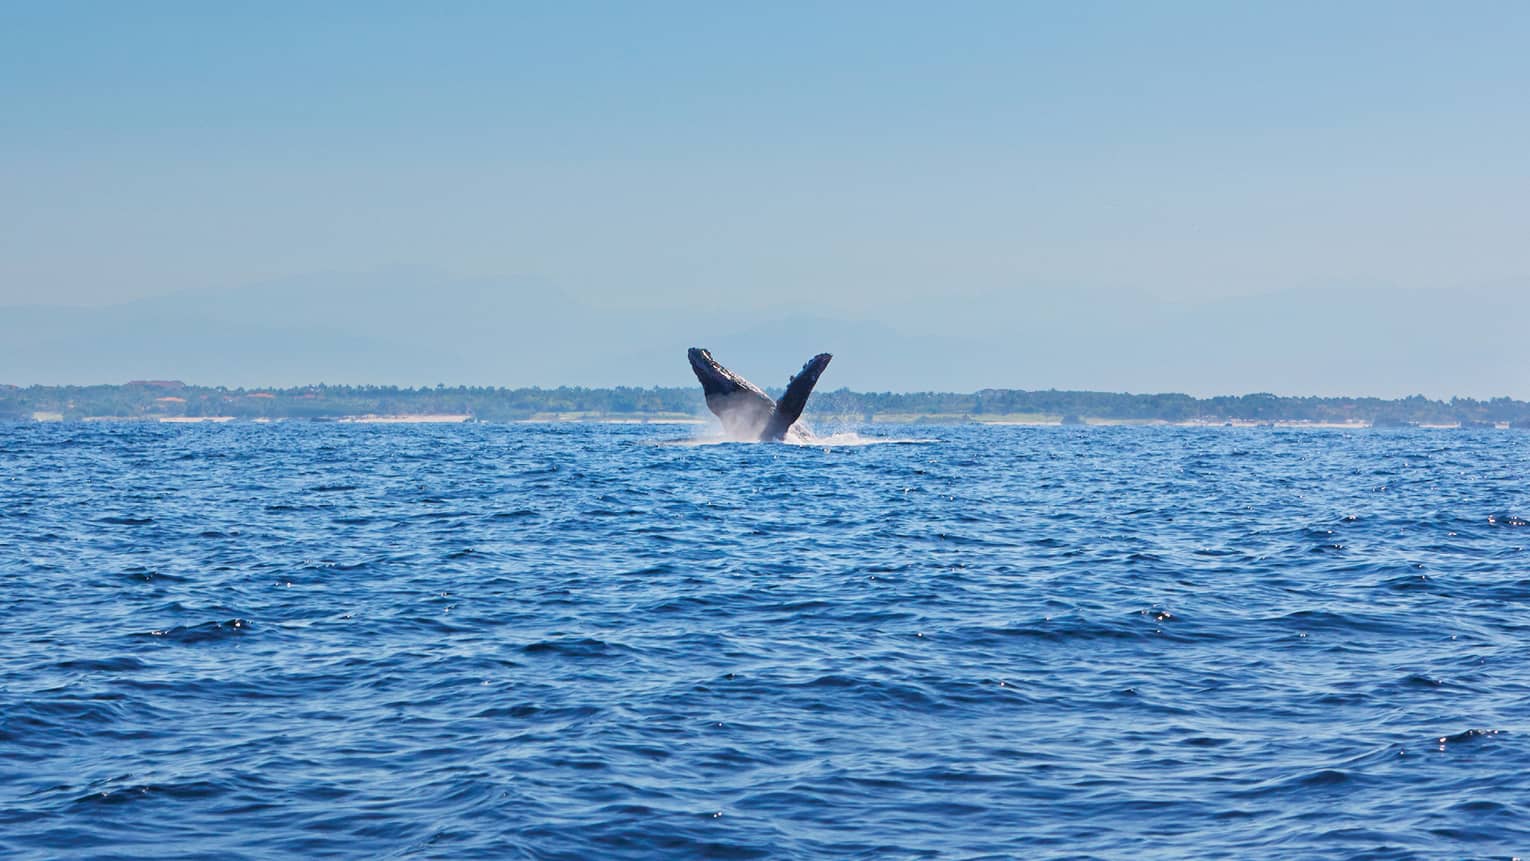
[{"left": 3, "top": 379, "right": 1525, "bottom": 405}]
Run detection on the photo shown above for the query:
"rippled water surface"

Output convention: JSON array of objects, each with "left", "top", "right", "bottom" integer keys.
[{"left": 3, "top": 422, "right": 1528, "bottom": 860}]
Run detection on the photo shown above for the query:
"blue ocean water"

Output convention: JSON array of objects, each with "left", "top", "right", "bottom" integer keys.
[{"left": 2, "top": 421, "right": 1527, "bottom": 860}]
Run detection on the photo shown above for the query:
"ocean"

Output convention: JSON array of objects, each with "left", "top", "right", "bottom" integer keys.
[{"left": 2, "top": 421, "right": 1526, "bottom": 860}]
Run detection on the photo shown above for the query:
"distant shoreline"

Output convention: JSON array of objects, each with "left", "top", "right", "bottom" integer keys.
[
  {"left": 12, "top": 413, "right": 1518, "bottom": 430},
  {"left": 5, "top": 382, "right": 1528, "bottom": 428},
  {"left": 121, "top": 414, "right": 709, "bottom": 425}
]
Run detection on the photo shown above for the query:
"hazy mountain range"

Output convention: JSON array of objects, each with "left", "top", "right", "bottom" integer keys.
[{"left": 3, "top": 267, "right": 1524, "bottom": 399}]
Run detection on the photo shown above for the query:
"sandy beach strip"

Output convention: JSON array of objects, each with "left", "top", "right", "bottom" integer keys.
[
  {"left": 158, "top": 416, "right": 238, "bottom": 423},
  {"left": 338, "top": 414, "right": 473, "bottom": 423}
]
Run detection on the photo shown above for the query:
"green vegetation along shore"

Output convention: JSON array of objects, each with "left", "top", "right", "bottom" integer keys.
[{"left": 4, "top": 381, "right": 1530, "bottom": 428}]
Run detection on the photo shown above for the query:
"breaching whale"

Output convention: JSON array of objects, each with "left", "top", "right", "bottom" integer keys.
[{"left": 688, "top": 347, "right": 833, "bottom": 442}]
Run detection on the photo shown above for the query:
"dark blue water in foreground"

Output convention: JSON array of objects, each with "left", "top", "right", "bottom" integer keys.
[{"left": 3, "top": 422, "right": 1528, "bottom": 860}]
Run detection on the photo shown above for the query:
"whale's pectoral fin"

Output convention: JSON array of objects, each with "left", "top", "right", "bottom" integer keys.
[{"left": 760, "top": 353, "right": 833, "bottom": 441}]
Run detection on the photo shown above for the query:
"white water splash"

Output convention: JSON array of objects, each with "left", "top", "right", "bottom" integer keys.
[
  {"left": 793, "top": 431, "right": 936, "bottom": 447},
  {"left": 656, "top": 424, "right": 935, "bottom": 447}
]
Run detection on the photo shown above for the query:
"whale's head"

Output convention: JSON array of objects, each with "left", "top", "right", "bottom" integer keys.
[
  {"left": 687, "top": 347, "right": 775, "bottom": 438},
  {"left": 687, "top": 347, "right": 724, "bottom": 388}
]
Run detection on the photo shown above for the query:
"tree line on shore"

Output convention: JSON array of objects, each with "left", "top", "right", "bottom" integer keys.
[{"left": 3, "top": 381, "right": 1529, "bottom": 426}]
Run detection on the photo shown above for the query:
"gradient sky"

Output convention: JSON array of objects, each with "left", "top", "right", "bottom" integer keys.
[{"left": 3, "top": 2, "right": 1527, "bottom": 368}]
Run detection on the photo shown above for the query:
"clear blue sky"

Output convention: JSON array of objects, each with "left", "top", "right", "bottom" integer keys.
[{"left": 2, "top": 2, "right": 1527, "bottom": 393}]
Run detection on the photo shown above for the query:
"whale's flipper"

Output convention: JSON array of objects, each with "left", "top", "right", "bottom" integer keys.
[
  {"left": 687, "top": 347, "right": 833, "bottom": 441},
  {"left": 761, "top": 353, "right": 833, "bottom": 442}
]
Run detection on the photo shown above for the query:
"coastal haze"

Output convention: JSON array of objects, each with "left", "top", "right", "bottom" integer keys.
[{"left": 4, "top": 270, "right": 1529, "bottom": 399}]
